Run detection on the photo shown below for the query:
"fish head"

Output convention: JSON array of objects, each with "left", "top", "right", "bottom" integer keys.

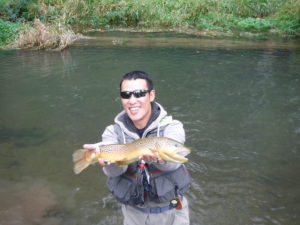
[
  {"left": 158, "top": 138, "right": 191, "bottom": 157},
  {"left": 172, "top": 143, "right": 191, "bottom": 157}
]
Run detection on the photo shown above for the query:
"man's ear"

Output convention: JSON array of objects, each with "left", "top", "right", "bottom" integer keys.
[{"left": 149, "top": 90, "right": 155, "bottom": 102}]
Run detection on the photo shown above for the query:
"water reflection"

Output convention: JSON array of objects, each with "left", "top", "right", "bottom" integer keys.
[
  {"left": 0, "top": 33, "right": 300, "bottom": 225},
  {"left": 0, "top": 179, "right": 59, "bottom": 225}
]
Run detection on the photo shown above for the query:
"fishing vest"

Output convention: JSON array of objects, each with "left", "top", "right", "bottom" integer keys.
[{"left": 106, "top": 116, "right": 191, "bottom": 206}]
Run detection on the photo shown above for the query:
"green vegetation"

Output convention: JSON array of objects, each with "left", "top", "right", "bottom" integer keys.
[
  {"left": 1, "top": 0, "right": 299, "bottom": 49},
  {"left": 0, "top": 19, "right": 21, "bottom": 44}
]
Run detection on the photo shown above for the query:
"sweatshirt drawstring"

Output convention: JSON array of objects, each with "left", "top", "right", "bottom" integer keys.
[{"left": 122, "top": 130, "right": 126, "bottom": 144}]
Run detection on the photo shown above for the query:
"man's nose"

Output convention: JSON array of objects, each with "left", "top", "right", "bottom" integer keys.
[{"left": 129, "top": 95, "right": 137, "bottom": 103}]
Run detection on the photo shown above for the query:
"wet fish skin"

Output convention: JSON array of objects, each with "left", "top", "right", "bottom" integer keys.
[{"left": 73, "top": 137, "right": 191, "bottom": 174}]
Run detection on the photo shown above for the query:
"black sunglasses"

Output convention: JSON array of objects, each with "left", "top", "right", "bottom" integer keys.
[{"left": 120, "top": 89, "right": 151, "bottom": 99}]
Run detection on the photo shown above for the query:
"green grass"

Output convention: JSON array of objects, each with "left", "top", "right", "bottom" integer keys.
[
  {"left": 237, "top": 17, "right": 272, "bottom": 32},
  {"left": 0, "top": 19, "right": 21, "bottom": 45},
  {"left": 1, "top": 0, "right": 299, "bottom": 49},
  {"left": 271, "top": 0, "right": 300, "bottom": 35}
]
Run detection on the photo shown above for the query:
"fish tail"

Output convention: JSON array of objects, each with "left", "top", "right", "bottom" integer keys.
[
  {"left": 73, "top": 149, "right": 88, "bottom": 162},
  {"left": 72, "top": 149, "right": 91, "bottom": 174},
  {"left": 73, "top": 158, "right": 91, "bottom": 174}
]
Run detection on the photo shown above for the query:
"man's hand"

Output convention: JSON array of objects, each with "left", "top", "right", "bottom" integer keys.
[
  {"left": 83, "top": 144, "right": 97, "bottom": 150},
  {"left": 83, "top": 143, "right": 111, "bottom": 167}
]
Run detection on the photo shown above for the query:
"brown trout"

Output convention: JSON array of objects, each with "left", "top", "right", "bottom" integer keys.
[{"left": 73, "top": 137, "right": 191, "bottom": 174}]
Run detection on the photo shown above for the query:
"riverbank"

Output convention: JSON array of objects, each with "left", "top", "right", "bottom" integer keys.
[{"left": 1, "top": 0, "right": 299, "bottom": 50}]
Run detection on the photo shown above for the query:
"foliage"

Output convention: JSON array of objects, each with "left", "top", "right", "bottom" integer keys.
[
  {"left": 271, "top": 0, "right": 300, "bottom": 34},
  {"left": 0, "top": 19, "right": 20, "bottom": 45},
  {"left": 0, "top": 0, "right": 299, "bottom": 48},
  {"left": 12, "top": 19, "right": 78, "bottom": 50},
  {"left": 223, "top": 0, "right": 284, "bottom": 18},
  {"left": 0, "top": 0, "right": 38, "bottom": 22},
  {"left": 237, "top": 17, "right": 271, "bottom": 31}
]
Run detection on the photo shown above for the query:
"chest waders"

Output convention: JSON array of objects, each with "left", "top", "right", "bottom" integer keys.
[{"left": 106, "top": 161, "right": 191, "bottom": 213}]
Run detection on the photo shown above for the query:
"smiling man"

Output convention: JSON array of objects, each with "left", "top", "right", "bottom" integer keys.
[
  {"left": 121, "top": 77, "right": 155, "bottom": 129},
  {"left": 84, "top": 71, "right": 191, "bottom": 225}
]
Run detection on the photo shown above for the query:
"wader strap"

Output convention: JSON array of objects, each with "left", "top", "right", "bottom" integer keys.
[
  {"left": 131, "top": 203, "right": 175, "bottom": 214},
  {"left": 131, "top": 196, "right": 182, "bottom": 214}
]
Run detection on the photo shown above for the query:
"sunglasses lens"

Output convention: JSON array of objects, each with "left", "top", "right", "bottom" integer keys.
[
  {"left": 120, "top": 90, "right": 150, "bottom": 99},
  {"left": 133, "top": 90, "right": 147, "bottom": 98},
  {"left": 120, "top": 91, "right": 131, "bottom": 99}
]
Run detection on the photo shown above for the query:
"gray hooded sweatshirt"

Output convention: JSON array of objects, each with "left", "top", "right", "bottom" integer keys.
[{"left": 100, "top": 102, "right": 186, "bottom": 177}]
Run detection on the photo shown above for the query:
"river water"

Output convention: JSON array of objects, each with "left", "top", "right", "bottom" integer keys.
[{"left": 0, "top": 32, "right": 299, "bottom": 225}]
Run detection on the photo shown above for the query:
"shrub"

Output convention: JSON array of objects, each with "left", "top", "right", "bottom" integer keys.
[
  {"left": 0, "top": 0, "right": 38, "bottom": 22},
  {"left": 224, "top": 0, "right": 284, "bottom": 18},
  {"left": 237, "top": 17, "right": 272, "bottom": 31},
  {"left": 0, "top": 19, "right": 20, "bottom": 45},
  {"left": 13, "top": 19, "right": 79, "bottom": 50},
  {"left": 271, "top": 0, "right": 300, "bottom": 34}
]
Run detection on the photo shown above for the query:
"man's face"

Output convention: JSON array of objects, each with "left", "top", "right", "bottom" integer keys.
[{"left": 120, "top": 79, "right": 155, "bottom": 129}]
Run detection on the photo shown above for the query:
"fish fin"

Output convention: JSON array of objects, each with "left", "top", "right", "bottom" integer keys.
[
  {"left": 73, "top": 149, "right": 88, "bottom": 163},
  {"left": 73, "top": 158, "right": 91, "bottom": 174},
  {"left": 116, "top": 160, "right": 129, "bottom": 166},
  {"left": 116, "top": 156, "right": 140, "bottom": 165}
]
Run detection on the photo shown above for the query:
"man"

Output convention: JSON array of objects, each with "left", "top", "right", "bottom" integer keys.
[{"left": 84, "top": 71, "right": 191, "bottom": 225}]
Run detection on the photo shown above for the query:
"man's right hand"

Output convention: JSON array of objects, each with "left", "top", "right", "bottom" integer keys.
[{"left": 82, "top": 143, "right": 111, "bottom": 167}]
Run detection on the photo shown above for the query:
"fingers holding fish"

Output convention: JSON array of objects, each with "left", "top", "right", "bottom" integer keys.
[
  {"left": 83, "top": 143, "right": 101, "bottom": 153},
  {"left": 98, "top": 158, "right": 111, "bottom": 167}
]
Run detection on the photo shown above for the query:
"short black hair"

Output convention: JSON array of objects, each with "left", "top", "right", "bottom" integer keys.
[{"left": 120, "top": 71, "right": 154, "bottom": 91}]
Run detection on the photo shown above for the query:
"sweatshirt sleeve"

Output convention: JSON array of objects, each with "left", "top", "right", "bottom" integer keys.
[
  {"left": 163, "top": 119, "right": 185, "bottom": 144},
  {"left": 101, "top": 125, "right": 128, "bottom": 177}
]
